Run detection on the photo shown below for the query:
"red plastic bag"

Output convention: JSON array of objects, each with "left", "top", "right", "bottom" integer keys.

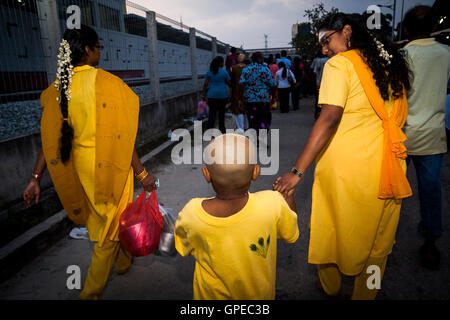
[
  {"left": 197, "top": 100, "right": 208, "bottom": 118},
  {"left": 119, "top": 191, "right": 164, "bottom": 256}
]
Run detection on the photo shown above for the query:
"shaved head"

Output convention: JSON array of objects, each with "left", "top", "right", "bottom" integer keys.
[{"left": 204, "top": 134, "right": 257, "bottom": 190}]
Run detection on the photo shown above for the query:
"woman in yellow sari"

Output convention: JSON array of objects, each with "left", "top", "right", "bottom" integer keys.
[
  {"left": 274, "top": 13, "right": 412, "bottom": 299},
  {"left": 22, "top": 26, "right": 156, "bottom": 299}
]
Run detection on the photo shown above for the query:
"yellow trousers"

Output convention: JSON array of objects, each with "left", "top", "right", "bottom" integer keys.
[
  {"left": 79, "top": 240, "right": 132, "bottom": 300},
  {"left": 317, "top": 256, "right": 388, "bottom": 300}
]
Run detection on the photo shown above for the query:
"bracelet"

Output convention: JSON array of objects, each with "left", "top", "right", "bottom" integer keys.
[
  {"left": 290, "top": 167, "right": 304, "bottom": 179},
  {"left": 135, "top": 168, "right": 148, "bottom": 182},
  {"left": 31, "top": 172, "right": 42, "bottom": 180},
  {"left": 134, "top": 167, "right": 145, "bottom": 177},
  {"left": 138, "top": 171, "right": 148, "bottom": 182}
]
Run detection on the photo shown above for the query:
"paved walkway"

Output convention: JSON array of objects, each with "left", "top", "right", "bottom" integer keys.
[{"left": 1, "top": 98, "right": 449, "bottom": 300}]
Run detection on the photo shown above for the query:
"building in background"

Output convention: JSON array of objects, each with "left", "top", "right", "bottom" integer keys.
[
  {"left": 1, "top": 0, "right": 228, "bottom": 103},
  {"left": 0, "top": 0, "right": 48, "bottom": 103},
  {"left": 0, "top": 0, "right": 230, "bottom": 142},
  {"left": 292, "top": 23, "right": 311, "bottom": 40}
]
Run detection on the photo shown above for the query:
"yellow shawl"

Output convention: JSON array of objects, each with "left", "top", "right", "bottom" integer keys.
[
  {"left": 339, "top": 50, "right": 412, "bottom": 199},
  {"left": 40, "top": 69, "right": 139, "bottom": 225}
]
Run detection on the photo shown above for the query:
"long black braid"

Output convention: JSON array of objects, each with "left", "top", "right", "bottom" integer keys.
[{"left": 57, "top": 25, "right": 98, "bottom": 163}]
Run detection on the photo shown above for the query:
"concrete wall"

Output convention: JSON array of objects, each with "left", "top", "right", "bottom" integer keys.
[
  {"left": 136, "top": 91, "right": 199, "bottom": 147},
  {"left": 0, "top": 132, "right": 51, "bottom": 211},
  {"left": 0, "top": 90, "right": 199, "bottom": 210}
]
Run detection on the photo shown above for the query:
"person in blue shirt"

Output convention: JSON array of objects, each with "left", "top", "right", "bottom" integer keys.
[
  {"left": 239, "top": 52, "right": 275, "bottom": 133},
  {"left": 202, "top": 56, "right": 231, "bottom": 133},
  {"left": 276, "top": 50, "right": 291, "bottom": 70}
]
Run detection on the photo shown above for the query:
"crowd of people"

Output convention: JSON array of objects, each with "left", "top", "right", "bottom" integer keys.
[
  {"left": 21, "top": 4, "right": 449, "bottom": 301},
  {"left": 202, "top": 47, "right": 331, "bottom": 134}
]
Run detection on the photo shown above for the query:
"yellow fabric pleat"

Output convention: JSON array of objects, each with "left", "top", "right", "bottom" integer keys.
[
  {"left": 317, "top": 264, "right": 342, "bottom": 297},
  {"left": 317, "top": 256, "right": 387, "bottom": 300},
  {"left": 69, "top": 65, "right": 134, "bottom": 247},
  {"left": 79, "top": 239, "right": 132, "bottom": 300}
]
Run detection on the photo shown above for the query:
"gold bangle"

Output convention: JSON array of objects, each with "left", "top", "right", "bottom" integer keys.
[
  {"left": 135, "top": 168, "right": 148, "bottom": 181},
  {"left": 138, "top": 171, "right": 148, "bottom": 182},
  {"left": 135, "top": 167, "right": 146, "bottom": 177}
]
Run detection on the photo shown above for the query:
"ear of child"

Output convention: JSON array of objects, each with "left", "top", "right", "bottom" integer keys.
[
  {"left": 202, "top": 166, "right": 211, "bottom": 183},
  {"left": 252, "top": 165, "right": 260, "bottom": 181}
]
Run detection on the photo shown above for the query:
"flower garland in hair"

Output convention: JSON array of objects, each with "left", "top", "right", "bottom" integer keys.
[
  {"left": 374, "top": 38, "right": 393, "bottom": 65},
  {"left": 54, "top": 39, "right": 74, "bottom": 101}
]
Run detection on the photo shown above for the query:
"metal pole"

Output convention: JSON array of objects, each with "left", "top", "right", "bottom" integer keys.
[
  {"left": 212, "top": 37, "right": 217, "bottom": 59},
  {"left": 399, "top": 0, "right": 405, "bottom": 40},
  {"left": 189, "top": 27, "right": 198, "bottom": 94},
  {"left": 392, "top": 0, "right": 397, "bottom": 39},
  {"left": 36, "top": 0, "right": 61, "bottom": 86},
  {"left": 146, "top": 11, "right": 161, "bottom": 105}
]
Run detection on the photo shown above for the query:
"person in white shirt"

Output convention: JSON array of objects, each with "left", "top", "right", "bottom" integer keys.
[
  {"left": 311, "top": 52, "right": 329, "bottom": 119},
  {"left": 275, "top": 61, "right": 296, "bottom": 113},
  {"left": 402, "top": 5, "right": 450, "bottom": 270}
]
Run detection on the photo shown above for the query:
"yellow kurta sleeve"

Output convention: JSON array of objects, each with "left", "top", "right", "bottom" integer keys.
[
  {"left": 174, "top": 206, "right": 194, "bottom": 257},
  {"left": 275, "top": 192, "right": 299, "bottom": 243},
  {"left": 318, "top": 55, "right": 350, "bottom": 109}
]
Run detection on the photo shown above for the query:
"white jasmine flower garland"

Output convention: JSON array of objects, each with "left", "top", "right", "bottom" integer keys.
[
  {"left": 374, "top": 38, "right": 393, "bottom": 65},
  {"left": 54, "top": 39, "right": 74, "bottom": 101}
]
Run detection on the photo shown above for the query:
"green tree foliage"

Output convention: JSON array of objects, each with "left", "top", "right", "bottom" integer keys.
[
  {"left": 304, "top": 2, "right": 339, "bottom": 33},
  {"left": 291, "top": 2, "right": 395, "bottom": 60},
  {"left": 291, "top": 3, "right": 339, "bottom": 60}
]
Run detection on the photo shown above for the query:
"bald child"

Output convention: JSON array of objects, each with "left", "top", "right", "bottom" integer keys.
[{"left": 174, "top": 133, "right": 299, "bottom": 300}]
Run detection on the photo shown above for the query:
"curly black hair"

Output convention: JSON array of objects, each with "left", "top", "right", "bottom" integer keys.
[{"left": 318, "top": 13, "right": 411, "bottom": 101}]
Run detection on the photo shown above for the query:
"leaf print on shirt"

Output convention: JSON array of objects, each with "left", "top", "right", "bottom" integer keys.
[{"left": 249, "top": 235, "right": 271, "bottom": 259}]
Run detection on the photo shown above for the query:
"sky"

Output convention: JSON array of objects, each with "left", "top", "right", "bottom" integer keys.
[{"left": 132, "top": 0, "right": 436, "bottom": 49}]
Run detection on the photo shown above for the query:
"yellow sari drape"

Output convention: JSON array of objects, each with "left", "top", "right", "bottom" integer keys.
[
  {"left": 40, "top": 65, "right": 139, "bottom": 246},
  {"left": 339, "top": 50, "right": 412, "bottom": 199}
]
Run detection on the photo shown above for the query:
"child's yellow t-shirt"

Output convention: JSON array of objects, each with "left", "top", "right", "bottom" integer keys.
[{"left": 174, "top": 190, "right": 299, "bottom": 300}]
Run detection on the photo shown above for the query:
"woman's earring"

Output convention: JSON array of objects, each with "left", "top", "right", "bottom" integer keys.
[{"left": 347, "top": 38, "right": 351, "bottom": 49}]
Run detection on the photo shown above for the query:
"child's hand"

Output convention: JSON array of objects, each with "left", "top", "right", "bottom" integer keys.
[
  {"left": 284, "top": 189, "right": 297, "bottom": 213},
  {"left": 273, "top": 171, "right": 301, "bottom": 197}
]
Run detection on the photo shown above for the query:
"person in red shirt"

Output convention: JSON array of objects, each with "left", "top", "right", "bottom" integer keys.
[
  {"left": 268, "top": 55, "right": 279, "bottom": 109},
  {"left": 226, "top": 47, "right": 238, "bottom": 73}
]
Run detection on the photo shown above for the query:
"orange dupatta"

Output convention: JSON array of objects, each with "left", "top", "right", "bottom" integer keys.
[{"left": 339, "top": 50, "right": 412, "bottom": 199}]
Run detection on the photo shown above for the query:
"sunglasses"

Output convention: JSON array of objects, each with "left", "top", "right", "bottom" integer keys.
[{"left": 320, "top": 30, "right": 338, "bottom": 46}]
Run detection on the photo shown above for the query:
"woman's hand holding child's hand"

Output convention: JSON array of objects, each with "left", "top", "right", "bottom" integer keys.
[{"left": 273, "top": 172, "right": 302, "bottom": 198}]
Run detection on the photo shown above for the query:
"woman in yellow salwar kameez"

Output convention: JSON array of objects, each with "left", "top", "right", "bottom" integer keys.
[
  {"left": 23, "top": 26, "right": 157, "bottom": 299},
  {"left": 274, "top": 13, "right": 412, "bottom": 299}
]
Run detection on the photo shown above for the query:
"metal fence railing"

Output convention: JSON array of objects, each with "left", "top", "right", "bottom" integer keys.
[
  {"left": 0, "top": 0, "right": 232, "bottom": 142},
  {"left": 0, "top": 0, "right": 48, "bottom": 141}
]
